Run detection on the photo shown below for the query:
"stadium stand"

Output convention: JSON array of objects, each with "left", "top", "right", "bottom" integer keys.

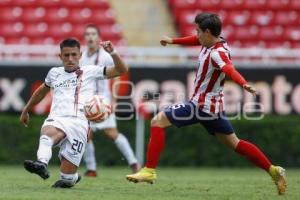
[
  {"left": 0, "top": 0, "right": 126, "bottom": 45},
  {"left": 168, "top": 0, "right": 300, "bottom": 49}
]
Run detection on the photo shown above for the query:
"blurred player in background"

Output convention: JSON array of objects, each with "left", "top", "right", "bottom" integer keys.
[
  {"left": 20, "top": 38, "right": 128, "bottom": 188},
  {"left": 126, "top": 13, "right": 287, "bottom": 195},
  {"left": 80, "top": 24, "right": 139, "bottom": 177}
]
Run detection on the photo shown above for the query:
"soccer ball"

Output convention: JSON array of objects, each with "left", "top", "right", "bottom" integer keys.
[{"left": 84, "top": 95, "right": 112, "bottom": 122}]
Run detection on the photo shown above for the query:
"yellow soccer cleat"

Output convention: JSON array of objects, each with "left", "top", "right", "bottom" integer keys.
[
  {"left": 126, "top": 167, "right": 157, "bottom": 184},
  {"left": 269, "top": 165, "right": 287, "bottom": 195}
]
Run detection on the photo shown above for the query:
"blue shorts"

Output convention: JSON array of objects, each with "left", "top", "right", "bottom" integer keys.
[{"left": 164, "top": 101, "right": 234, "bottom": 135}]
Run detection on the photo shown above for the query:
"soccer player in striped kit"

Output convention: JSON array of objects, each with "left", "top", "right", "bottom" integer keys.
[
  {"left": 80, "top": 24, "right": 139, "bottom": 177},
  {"left": 126, "top": 13, "right": 287, "bottom": 195}
]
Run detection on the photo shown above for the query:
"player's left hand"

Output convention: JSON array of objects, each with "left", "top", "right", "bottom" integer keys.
[
  {"left": 20, "top": 110, "right": 30, "bottom": 127},
  {"left": 243, "top": 84, "right": 257, "bottom": 97},
  {"left": 100, "top": 41, "right": 114, "bottom": 53}
]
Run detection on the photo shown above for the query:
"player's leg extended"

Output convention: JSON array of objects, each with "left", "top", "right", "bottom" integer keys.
[
  {"left": 52, "top": 157, "right": 81, "bottom": 188},
  {"left": 126, "top": 111, "right": 172, "bottom": 183},
  {"left": 24, "top": 125, "right": 65, "bottom": 179},
  {"left": 104, "top": 128, "right": 140, "bottom": 172},
  {"left": 215, "top": 132, "right": 287, "bottom": 195},
  {"left": 83, "top": 130, "right": 97, "bottom": 177}
]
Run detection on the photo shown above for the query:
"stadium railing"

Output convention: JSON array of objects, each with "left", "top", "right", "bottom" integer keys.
[{"left": 0, "top": 44, "right": 300, "bottom": 67}]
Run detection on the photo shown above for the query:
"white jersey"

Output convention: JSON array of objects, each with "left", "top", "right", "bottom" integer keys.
[
  {"left": 191, "top": 40, "right": 231, "bottom": 114},
  {"left": 80, "top": 48, "right": 114, "bottom": 102},
  {"left": 45, "top": 65, "right": 105, "bottom": 119}
]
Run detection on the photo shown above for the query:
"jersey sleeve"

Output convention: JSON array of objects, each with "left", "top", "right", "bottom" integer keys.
[
  {"left": 90, "top": 65, "right": 106, "bottom": 79},
  {"left": 210, "top": 50, "right": 232, "bottom": 69},
  {"left": 44, "top": 68, "right": 54, "bottom": 88},
  {"left": 172, "top": 35, "right": 200, "bottom": 46}
]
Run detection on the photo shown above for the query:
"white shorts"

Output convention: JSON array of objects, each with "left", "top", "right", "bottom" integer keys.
[
  {"left": 90, "top": 113, "right": 117, "bottom": 132},
  {"left": 42, "top": 116, "right": 89, "bottom": 167}
]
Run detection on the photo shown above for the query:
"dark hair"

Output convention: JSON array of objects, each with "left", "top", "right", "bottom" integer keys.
[
  {"left": 85, "top": 23, "right": 101, "bottom": 35},
  {"left": 194, "top": 13, "right": 222, "bottom": 37},
  {"left": 60, "top": 38, "right": 80, "bottom": 50}
]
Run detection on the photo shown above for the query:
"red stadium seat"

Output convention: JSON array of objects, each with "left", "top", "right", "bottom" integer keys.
[
  {"left": 225, "top": 11, "right": 251, "bottom": 26},
  {"left": 232, "top": 26, "right": 259, "bottom": 41},
  {"left": 259, "top": 26, "right": 284, "bottom": 41},
  {"left": 98, "top": 25, "right": 123, "bottom": 40},
  {"left": 58, "top": 0, "right": 85, "bottom": 8},
  {"left": 47, "top": 23, "right": 73, "bottom": 38},
  {"left": 244, "top": 0, "right": 266, "bottom": 10},
  {"left": 0, "top": 23, "right": 24, "bottom": 37},
  {"left": 22, "top": 7, "right": 46, "bottom": 22},
  {"left": 5, "top": 37, "right": 31, "bottom": 44},
  {"left": 44, "top": 8, "right": 70, "bottom": 22},
  {"left": 30, "top": 37, "right": 56, "bottom": 44},
  {"left": 0, "top": 0, "right": 124, "bottom": 45},
  {"left": 167, "top": 0, "right": 300, "bottom": 49},
  {"left": 23, "top": 23, "right": 48, "bottom": 37},
  {"left": 284, "top": 27, "right": 300, "bottom": 41},
  {"left": 266, "top": 0, "right": 290, "bottom": 10},
  {"left": 10, "top": 0, "right": 38, "bottom": 7},
  {"left": 0, "top": 0, "right": 13, "bottom": 7},
  {"left": 291, "top": 41, "right": 300, "bottom": 48},
  {"left": 0, "top": 7, "right": 23, "bottom": 22},
  {"left": 82, "top": 0, "right": 110, "bottom": 8},
  {"left": 179, "top": 24, "right": 197, "bottom": 36},
  {"left": 28, "top": 0, "right": 61, "bottom": 7},
  {"left": 290, "top": 0, "right": 300, "bottom": 10},
  {"left": 220, "top": 0, "right": 243, "bottom": 10},
  {"left": 90, "top": 9, "right": 115, "bottom": 24},
  {"left": 68, "top": 8, "right": 93, "bottom": 23},
  {"left": 177, "top": 11, "right": 197, "bottom": 25},
  {"left": 274, "top": 11, "right": 299, "bottom": 26},
  {"left": 195, "top": 0, "right": 220, "bottom": 10},
  {"left": 250, "top": 11, "right": 274, "bottom": 26},
  {"left": 169, "top": 0, "right": 196, "bottom": 9}
]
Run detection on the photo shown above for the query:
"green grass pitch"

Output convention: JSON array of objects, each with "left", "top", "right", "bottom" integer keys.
[{"left": 0, "top": 166, "right": 299, "bottom": 200}]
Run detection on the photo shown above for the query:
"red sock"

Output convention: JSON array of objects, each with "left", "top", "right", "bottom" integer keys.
[
  {"left": 235, "top": 140, "right": 271, "bottom": 171},
  {"left": 145, "top": 126, "right": 165, "bottom": 168}
]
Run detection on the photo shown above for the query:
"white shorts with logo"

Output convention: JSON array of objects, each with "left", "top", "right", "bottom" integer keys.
[
  {"left": 90, "top": 113, "right": 117, "bottom": 132},
  {"left": 42, "top": 116, "right": 89, "bottom": 167}
]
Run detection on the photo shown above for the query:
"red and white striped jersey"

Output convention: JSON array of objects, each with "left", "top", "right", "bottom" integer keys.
[{"left": 190, "top": 40, "right": 231, "bottom": 114}]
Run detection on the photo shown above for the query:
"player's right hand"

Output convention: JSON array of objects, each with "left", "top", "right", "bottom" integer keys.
[
  {"left": 100, "top": 41, "right": 114, "bottom": 54},
  {"left": 20, "top": 110, "right": 29, "bottom": 127},
  {"left": 243, "top": 84, "right": 258, "bottom": 97},
  {"left": 160, "top": 36, "right": 173, "bottom": 46}
]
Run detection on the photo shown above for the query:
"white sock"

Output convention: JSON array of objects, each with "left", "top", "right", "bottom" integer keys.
[
  {"left": 83, "top": 141, "right": 97, "bottom": 171},
  {"left": 37, "top": 135, "right": 53, "bottom": 165},
  {"left": 115, "top": 133, "right": 138, "bottom": 165},
  {"left": 60, "top": 172, "right": 79, "bottom": 186}
]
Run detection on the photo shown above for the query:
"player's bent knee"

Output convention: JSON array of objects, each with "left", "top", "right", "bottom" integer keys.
[
  {"left": 216, "top": 132, "right": 240, "bottom": 150},
  {"left": 151, "top": 111, "right": 171, "bottom": 128},
  {"left": 104, "top": 128, "right": 119, "bottom": 140}
]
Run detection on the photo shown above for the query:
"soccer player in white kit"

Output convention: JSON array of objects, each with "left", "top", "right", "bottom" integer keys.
[
  {"left": 20, "top": 38, "right": 128, "bottom": 188},
  {"left": 80, "top": 24, "right": 139, "bottom": 177}
]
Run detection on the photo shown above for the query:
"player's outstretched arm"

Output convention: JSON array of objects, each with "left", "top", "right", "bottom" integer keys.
[
  {"left": 221, "top": 64, "right": 257, "bottom": 96},
  {"left": 160, "top": 35, "right": 200, "bottom": 46},
  {"left": 100, "top": 41, "right": 128, "bottom": 78},
  {"left": 20, "top": 83, "right": 50, "bottom": 127}
]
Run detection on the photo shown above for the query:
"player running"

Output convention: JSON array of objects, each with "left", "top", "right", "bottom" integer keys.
[
  {"left": 20, "top": 38, "right": 128, "bottom": 188},
  {"left": 126, "top": 13, "right": 287, "bottom": 195},
  {"left": 80, "top": 24, "right": 139, "bottom": 177}
]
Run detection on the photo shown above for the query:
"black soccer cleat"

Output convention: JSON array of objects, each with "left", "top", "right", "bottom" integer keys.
[
  {"left": 51, "top": 175, "right": 81, "bottom": 188},
  {"left": 24, "top": 160, "right": 50, "bottom": 180}
]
